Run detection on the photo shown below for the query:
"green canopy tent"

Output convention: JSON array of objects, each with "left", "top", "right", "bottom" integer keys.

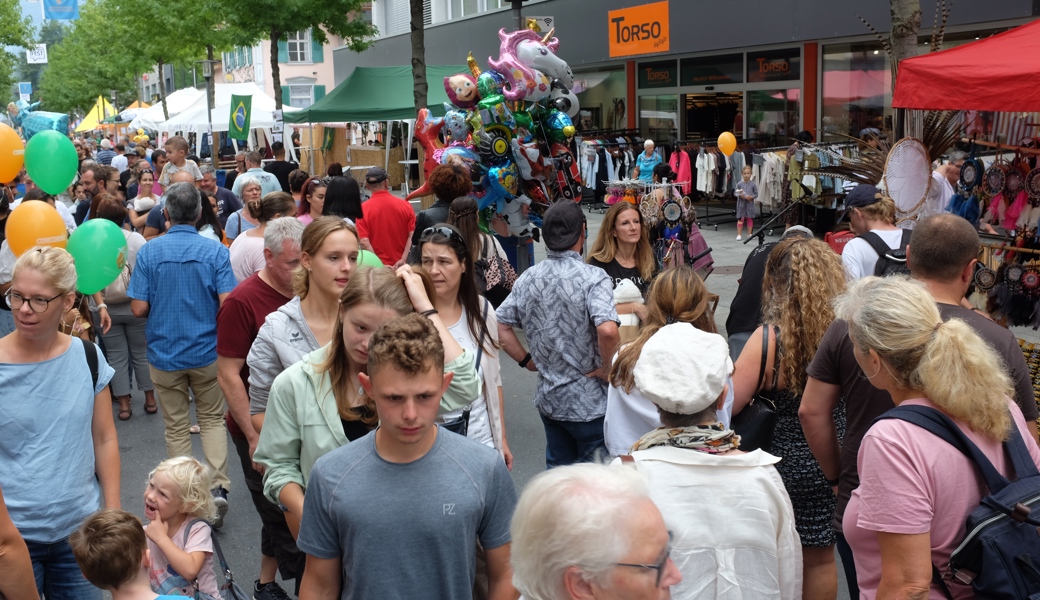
[{"left": 284, "top": 65, "right": 467, "bottom": 183}]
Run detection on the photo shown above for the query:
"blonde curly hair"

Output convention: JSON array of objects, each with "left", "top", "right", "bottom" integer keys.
[
  {"left": 761, "top": 237, "right": 847, "bottom": 395},
  {"left": 147, "top": 456, "right": 216, "bottom": 521}
]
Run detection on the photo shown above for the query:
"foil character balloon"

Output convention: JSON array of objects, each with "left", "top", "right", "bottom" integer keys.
[
  {"left": 443, "top": 106, "right": 472, "bottom": 145},
  {"left": 498, "top": 194, "right": 536, "bottom": 238},
  {"left": 488, "top": 28, "right": 562, "bottom": 103},
  {"left": 477, "top": 71, "right": 505, "bottom": 99},
  {"left": 550, "top": 86, "right": 580, "bottom": 119},
  {"left": 404, "top": 108, "right": 446, "bottom": 202},
  {"left": 6, "top": 100, "right": 69, "bottom": 141},
  {"left": 511, "top": 138, "right": 553, "bottom": 182},
  {"left": 515, "top": 28, "right": 573, "bottom": 90},
  {"left": 444, "top": 73, "right": 480, "bottom": 109}
]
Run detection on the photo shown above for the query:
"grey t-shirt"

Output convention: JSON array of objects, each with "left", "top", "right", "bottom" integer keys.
[{"left": 297, "top": 427, "right": 517, "bottom": 600}]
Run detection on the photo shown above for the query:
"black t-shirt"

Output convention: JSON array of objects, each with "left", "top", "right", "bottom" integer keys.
[
  {"left": 725, "top": 242, "right": 777, "bottom": 335},
  {"left": 340, "top": 407, "right": 376, "bottom": 442},
  {"left": 264, "top": 160, "right": 298, "bottom": 193},
  {"left": 588, "top": 257, "right": 650, "bottom": 297},
  {"left": 411, "top": 200, "right": 452, "bottom": 247},
  {"left": 806, "top": 319, "right": 894, "bottom": 529},
  {"left": 937, "top": 303, "right": 1037, "bottom": 422}
]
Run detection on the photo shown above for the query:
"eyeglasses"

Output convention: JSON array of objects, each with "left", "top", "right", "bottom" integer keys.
[
  {"left": 613, "top": 531, "right": 673, "bottom": 588},
  {"left": 420, "top": 225, "right": 466, "bottom": 247},
  {"left": 5, "top": 290, "right": 64, "bottom": 313}
]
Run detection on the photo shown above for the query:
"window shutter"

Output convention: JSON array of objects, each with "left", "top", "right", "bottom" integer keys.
[
  {"left": 314, "top": 85, "right": 326, "bottom": 102},
  {"left": 311, "top": 36, "right": 324, "bottom": 63},
  {"left": 246, "top": 47, "right": 253, "bottom": 66},
  {"left": 277, "top": 39, "right": 289, "bottom": 63},
  {"left": 281, "top": 86, "right": 291, "bottom": 107}
]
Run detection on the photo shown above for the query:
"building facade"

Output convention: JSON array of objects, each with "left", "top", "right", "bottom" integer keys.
[
  {"left": 222, "top": 28, "right": 342, "bottom": 109},
  {"left": 334, "top": 0, "right": 1039, "bottom": 145}
]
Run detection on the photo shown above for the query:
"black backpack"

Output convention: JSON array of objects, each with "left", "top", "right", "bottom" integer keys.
[
  {"left": 859, "top": 229, "right": 913, "bottom": 277},
  {"left": 876, "top": 405, "right": 1040, "bottom": 599}
]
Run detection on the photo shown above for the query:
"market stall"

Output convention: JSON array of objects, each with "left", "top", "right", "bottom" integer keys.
[{"left": 128, "top": 87, "right": 204, "bottom": 133}]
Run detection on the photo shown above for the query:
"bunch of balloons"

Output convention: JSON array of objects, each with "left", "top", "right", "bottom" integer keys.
[
  {"left": 0, "top": 124, "right": 79, "bottom": 193},
  {"left": 407, "top": 26, "right": 583, "bottom": 238}
]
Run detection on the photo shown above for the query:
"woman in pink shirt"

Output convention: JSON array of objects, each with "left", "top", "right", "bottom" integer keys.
[
  {"left": 836, "top": 276, "right": 1040, "bottom": 600},
  {"left": 297, "top": 178, "right": 327, "bottom": 225}
]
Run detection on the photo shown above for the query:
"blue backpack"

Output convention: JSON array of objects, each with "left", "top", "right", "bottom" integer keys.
[{"left": 876, "top": 405, "right": 1040, "bottom": 599}]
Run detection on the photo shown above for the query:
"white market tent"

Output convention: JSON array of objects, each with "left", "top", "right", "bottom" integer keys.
[
  {"left": 158, "top": 82, "right": 299, "bottom": 159},
  {"left": 128, "top": 87, "right": 205, "bottom": 132}
]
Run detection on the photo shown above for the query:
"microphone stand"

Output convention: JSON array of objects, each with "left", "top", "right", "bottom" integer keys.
[{"left": 744, "top": 181, "right": 819, "bottom": 246}]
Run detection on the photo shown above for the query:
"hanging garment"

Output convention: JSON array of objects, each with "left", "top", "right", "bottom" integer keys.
[{"left": 669, "top": 149, "right": 692, "bottom": 194}]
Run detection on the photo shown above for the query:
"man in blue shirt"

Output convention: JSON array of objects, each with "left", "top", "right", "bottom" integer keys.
[
  {"left": 231, "top": 151, "right": 281, "bottom": 199},
  {"left": 128, "top": 182, "right": 238, "bottom": 527}
]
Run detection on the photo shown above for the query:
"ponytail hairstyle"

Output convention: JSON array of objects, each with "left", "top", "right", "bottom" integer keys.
[
  {"left": 834, "top": 276, "right": 1013, "bottom": 441},
  {"left": 652, "top": 162, "right": 677, "bottom": 183},
  {"left": 610, "top": 266, "right": 715, "bottom": 393},
  {"left": 248, "top": 191, "right": 296, "bottom": 223},
  {"left": 761, "top": 237, "right": 846, "bottom": 395}
]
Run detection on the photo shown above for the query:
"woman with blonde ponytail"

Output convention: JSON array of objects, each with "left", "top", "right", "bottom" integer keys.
[
  {"left": 836, "top": 276, "right": 1040, "bottom": 599},
  {"left": 604, "top": 266, "right": 719, "bottom": 456}
]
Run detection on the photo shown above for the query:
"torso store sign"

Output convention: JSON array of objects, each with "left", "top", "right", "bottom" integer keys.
[{"left": 609, "top": 1, "right": 670, "bottom": 58}]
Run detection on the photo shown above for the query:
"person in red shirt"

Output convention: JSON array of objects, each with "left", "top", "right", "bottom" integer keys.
[
  {"left": 356, "top": 167, "right": 416, "bottom": 268},
  {"left": 215, "top": 216, "right": 306, "bottom": 600}
]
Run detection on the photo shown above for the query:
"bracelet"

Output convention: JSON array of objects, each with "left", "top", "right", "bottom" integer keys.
[
  {"left": 826, "top": 477, "right": 839, "bottom": 487},
  {"left": 420, "top": 308, "right": 438, "bottom": 318},
  {"left": 518, "top": 352, "right": 532, "bottom": 368},
  {"left": 97, "top": 303, "right": 108, "bottom": 311}
]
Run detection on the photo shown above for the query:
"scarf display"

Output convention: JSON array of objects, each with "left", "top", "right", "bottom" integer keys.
[{"left": 631, "top": 422, "right": 741, "bottom": 454}]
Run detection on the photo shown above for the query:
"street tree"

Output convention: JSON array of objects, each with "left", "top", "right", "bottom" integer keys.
[
  {"left": 223, "top": 0, "right": 377, "bottom": 109},
  {"left": 410, "top": 0, "right": 427, "bottom": 112},
  {"left": 1, "top": 0, "right": 36, "bottom": 101}
]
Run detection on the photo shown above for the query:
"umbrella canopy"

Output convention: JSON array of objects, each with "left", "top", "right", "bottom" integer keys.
[
  {"left": 74, "top": 96, "right": 118, "bottom": 132},
  {"left": 893, "top": 18, "right": 1040, "bottom": 112},
  {"left": 284, "top": 65, "right": 468, "bottom": 124}
]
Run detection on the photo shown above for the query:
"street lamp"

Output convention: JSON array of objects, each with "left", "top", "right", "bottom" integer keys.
[{"left": 197, "top": 59, "right": 220, "bottom": 170}]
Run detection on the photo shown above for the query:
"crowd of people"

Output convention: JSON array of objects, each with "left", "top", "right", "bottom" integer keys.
[{"left": 1, "top": 129, "right": 1040, "bottom": 600}]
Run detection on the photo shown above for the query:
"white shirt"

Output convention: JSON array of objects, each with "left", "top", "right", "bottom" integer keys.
[
  {"left": 923, "top": 171, "right": 955, "bottom": 218},
  {"left": 613, "top": 446, "right": 802, "bottom": 599},
  {"left": 442, "top": 301, "right": 505, "bottom": 455},
  {"left": 841, "top": 228, "right": 906, "bottom": 281},
  {"left": 111, "top": 154, "right": 129, "bottom": 173}
]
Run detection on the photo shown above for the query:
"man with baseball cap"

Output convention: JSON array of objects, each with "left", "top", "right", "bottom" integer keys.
[
  {"left": 614, "top": 323, "right": 801, "bottom": 598},
  {"left": 356, "top": 167, "right": 415, "bottom": 267},
  {"left": 497, "top": 201, "right": 619, "bottom": 468},
  {"left": 840, "top": 184, "right": 906, "bottom": 280}
]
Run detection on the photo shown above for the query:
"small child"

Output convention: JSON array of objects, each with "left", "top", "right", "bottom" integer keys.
[
  {"left": 734, "top": 165, "right": 758, "bottom": 241},
  {"left": 69, "top": 508, "right": 190, "bottom": 600},
  {"left": 143, "top": 457, "right": 220, "bottom": 600},
  {"left": 157, "top": 135, "right": 203, "bottom": 191}
]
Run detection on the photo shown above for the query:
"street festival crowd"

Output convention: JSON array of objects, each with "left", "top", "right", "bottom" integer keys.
[{"left": 1, "top": 132, "right": 1040, "bottom": 600}]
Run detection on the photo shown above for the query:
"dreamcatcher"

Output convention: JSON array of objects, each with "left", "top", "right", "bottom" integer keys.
[
  {"left": 881, "top": 138, "right": 932, "bottom": 229},
  {"left": 638, "top": 182, "right": 702, "bottom": 271}
]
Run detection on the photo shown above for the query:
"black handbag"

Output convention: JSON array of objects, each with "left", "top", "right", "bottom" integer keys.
[{"left": 731, "top": 325, "right": 778, "bottom": 452}]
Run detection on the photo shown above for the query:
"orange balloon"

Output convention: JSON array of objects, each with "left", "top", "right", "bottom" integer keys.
[
  {"left": 718, "top": 131, "right": 737, "bottom": 157},
  {"left": 0, "top": 123, "right": 25, "bottom": 184},
  {"left": 6, "top": 201, "right": 68, "bottom": 257}
]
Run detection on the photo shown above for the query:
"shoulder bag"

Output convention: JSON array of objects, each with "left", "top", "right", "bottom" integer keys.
[
  {"left": 730, "top": 324, "right": 778, "bottom": 452},
  {"left": 183, "top": 519, "right": 250, "bottom": 600}
]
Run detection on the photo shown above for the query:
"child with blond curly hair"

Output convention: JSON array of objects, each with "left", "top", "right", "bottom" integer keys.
[{"left": 143, "top": 457, "right": 219, "bottom": 599}]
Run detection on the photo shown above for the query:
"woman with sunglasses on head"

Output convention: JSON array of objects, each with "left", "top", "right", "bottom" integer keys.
[
  {"left": 254, "top": 265, "right": 479, "bottom": 537},
  {"left": 247, "top": 217, "right": 360, "bottom": 433},
  {"left": 322, "top": 176, "right": 364, "bottom": 223},
  {"left": 297, "top": 178, "right": 327, "bottom": 225},
  {"left": 229, "top": 191, "right": 296, "bottom": 283},
  {"left": 416, "top": 223, "right": 512, "bottom": 468},
  {"left": 0, "top": 246, "right": 121, "bottom": 600},
  {"left": 408, "top": 164, "right": 471, "bottom": 259}
]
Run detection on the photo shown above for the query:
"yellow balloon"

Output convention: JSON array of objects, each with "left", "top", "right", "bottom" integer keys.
[
  {"left": 0, "top": 123, "right": 25, "bottom": 184},
  {"left": 718, "top": 132, "right": 737, "bottom": 157},
  {"left": 6, "top": 201, "right": 68, "bottom": 256}
]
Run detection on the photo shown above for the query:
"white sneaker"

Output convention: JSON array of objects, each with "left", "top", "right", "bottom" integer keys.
[{"left": 735, "top": 235, "right": 742, "bottom": 241}]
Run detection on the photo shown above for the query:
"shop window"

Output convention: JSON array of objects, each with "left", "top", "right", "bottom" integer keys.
[
  {"left": 287, "top": 30, "right": 312, "bottom": 63},
  {"left": 574, "top": 69, "right": 626, "bottom": 132},
  {"left": 639, "top": 95, "right": 678, "bottom": 142},
  {"left": 290, "top": 85, "right": 314, "bottom": 108},
  {"left": 747, "top": 89, "right": 799, "bottom": 146},
  {"left": 821, "top": 41, "right": 890, "bottom": 142}
]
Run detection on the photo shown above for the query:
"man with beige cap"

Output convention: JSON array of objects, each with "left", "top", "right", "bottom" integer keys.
[{"left": 613, "top": 323, "right": 802, "bottom": 599}]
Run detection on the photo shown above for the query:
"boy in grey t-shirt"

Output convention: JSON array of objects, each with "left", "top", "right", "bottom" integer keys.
[{"left": 296, "top": 313, "right": 518, "bottom": 600}]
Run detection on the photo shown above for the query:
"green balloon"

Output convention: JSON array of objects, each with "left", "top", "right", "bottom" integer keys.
[
  {"left": 358, "top": 249, "right": 384, "bottom": 268},
  {"left": 24, "top": 130, "right": 78, "bottom": 195},
  {"left": 66, "top": 219, "right": 128, "bottom": 294}
]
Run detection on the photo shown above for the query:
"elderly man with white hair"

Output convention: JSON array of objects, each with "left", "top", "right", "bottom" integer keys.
[
  {"left": 510, "top": 462, "right": 681, "bottom": 599},
  {"left": 632, "top": 139, "right": 661, "bottom": 182},
  {"left": 612, "top": 323, "right": 802, "bottom": 599}
]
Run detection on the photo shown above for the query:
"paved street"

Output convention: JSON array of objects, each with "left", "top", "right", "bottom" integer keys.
[{"left": 110, "top": 202, "right": 832, "bottom": 596}]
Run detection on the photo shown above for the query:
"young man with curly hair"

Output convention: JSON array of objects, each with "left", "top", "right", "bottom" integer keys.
[{"left": 296, "top": 313, "right": 518, "bottom": 600}]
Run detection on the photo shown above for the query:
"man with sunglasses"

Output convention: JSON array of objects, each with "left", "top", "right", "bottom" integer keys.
[
  {"left": 511, "top": 462, "right": 682, "bottom": 599},
  {"left": 611, "top": 324, "right": 802, "bottom": 598}
]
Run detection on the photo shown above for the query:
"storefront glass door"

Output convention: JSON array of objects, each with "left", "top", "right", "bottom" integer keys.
[{"left": 747, "top": 88, "right": 800, "bottom": 146}]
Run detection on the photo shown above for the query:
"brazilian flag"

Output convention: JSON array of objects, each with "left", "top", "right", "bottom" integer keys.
[
  {"left": 322, "top": 127, "right": 335, "bottom": 151},
  {"left": 228, "top": 95, "right": 251, "bottom": 141}
]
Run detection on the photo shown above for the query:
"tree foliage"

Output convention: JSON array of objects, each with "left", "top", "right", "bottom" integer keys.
[
  {"left": 15, "top": 20, "right": 68, "bottom": 108},
  {"left": 222, "top": 0, "right": 377, "bottom": 108},
  {"left": 1, "top": 0, "right": 36, "bottom": 103},
  {"left": 39, "top": 0, "right": 139, "bottom": 114}
]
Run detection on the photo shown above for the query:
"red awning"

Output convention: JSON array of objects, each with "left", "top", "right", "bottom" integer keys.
[{"left": 893, "top": 18, "right": 1040, "bottom": 112}]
